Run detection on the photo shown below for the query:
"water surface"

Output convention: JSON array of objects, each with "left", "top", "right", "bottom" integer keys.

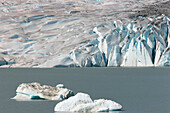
[{"left": 0, "top": 67, "right": 169, "bottom": 113}]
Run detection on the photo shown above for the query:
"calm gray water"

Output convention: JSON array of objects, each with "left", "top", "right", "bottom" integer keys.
[{"left": 0, "top": 67, "right": 170, "bottom": 113}]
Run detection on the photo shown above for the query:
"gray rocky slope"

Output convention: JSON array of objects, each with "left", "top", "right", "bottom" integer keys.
[{"left": 0, "top": 0, "right": 169, "bottom": 67}]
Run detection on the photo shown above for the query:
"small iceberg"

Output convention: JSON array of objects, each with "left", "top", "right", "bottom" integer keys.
[
  {"left": 12, "top": 82, "right": 74, "bottom": 100},
  {"left": 54, "top": 93, "right": 122, "bottom": 112}
]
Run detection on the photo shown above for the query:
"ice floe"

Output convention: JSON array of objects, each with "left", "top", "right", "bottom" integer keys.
[
  {"left": 54, "top": 92, "right": 122, "bottom": 112},
  {"left": 12, "top": 82, "right": 74, "bottom": 100}
]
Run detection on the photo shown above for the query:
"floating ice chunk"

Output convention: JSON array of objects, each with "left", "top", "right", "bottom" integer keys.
[
  {"left": 54, "top": 93, "right": 93, "bottom": 112},
  {"left": 56, "top": 84, "right": 64, "bottom": 88},
  {"left": 54, "top": 92, "right": 122, "bottom": 112},
  {"left": 12, "top": 82, "right": 74, "bottom": 100}
]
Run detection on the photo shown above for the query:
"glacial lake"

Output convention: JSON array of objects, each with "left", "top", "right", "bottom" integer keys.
[{"left": 0, "top": 67, "right": 169, "bottom": 113}]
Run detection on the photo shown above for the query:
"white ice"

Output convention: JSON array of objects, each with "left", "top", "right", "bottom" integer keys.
[
  {"left": 12, "top": 82, "right": 74, "bottom": 100},
  {"left": 54, "top": 92, "right": 122, "bottom": 112}
]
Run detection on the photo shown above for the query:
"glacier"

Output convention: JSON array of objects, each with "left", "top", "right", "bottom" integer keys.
[
  {"left": 55, "top": 15, "right": 170, "bottom": 67},
  {"left": 12, "top": 82, "right": 74, "bottom": 100},
  {"left": 0, "top": 0, "right": 169, "bottom": 67},
  {"left": 54, "top": 92, "right": 122, "bottom": 112}
]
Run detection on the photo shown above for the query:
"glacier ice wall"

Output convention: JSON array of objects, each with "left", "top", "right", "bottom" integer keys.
[{"left": 56, "top": 15, "right": 170, "bottom": 67}]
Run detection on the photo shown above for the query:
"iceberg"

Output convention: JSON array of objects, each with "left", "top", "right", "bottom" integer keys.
[
  {"left": 54, "top": 93, "right": 122, "bottom": 112},
  {"left": 12, "top": 82, "right": 74, "bottom": 100}
]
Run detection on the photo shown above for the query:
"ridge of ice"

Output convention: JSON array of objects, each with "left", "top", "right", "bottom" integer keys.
[{"left": 59, "top": 15, "right": 169, "bottom": 67}]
